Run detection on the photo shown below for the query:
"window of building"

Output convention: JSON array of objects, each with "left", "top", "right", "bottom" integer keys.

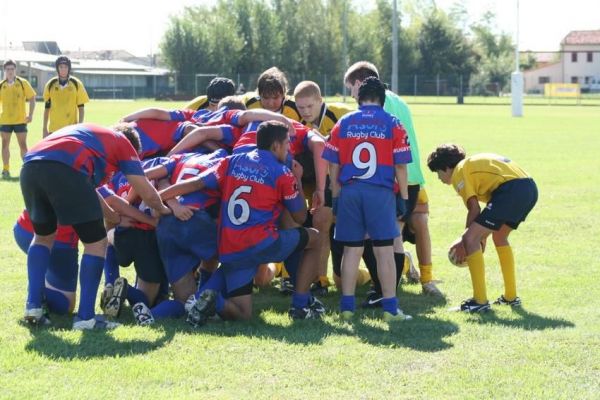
[
  {"left": 571, "top": 76, "right": 578, "bottom": 84},
  {"left": 538, "top": 76, "right": 550, "bottom": 84},
  {"left": 571, "top": 52, "right": 578, "bottom": 62},
  {"left": 587, "top": 52, "right": 593, "bottom": 62}
]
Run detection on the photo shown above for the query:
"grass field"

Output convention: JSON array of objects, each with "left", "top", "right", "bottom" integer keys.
[{"left": 1, "top": 100, "right": 599, "bottom": 399}]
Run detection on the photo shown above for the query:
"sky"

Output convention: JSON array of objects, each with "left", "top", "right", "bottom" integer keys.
[{"left": 0, "top": 0, "right": 598, "bottom": 56}]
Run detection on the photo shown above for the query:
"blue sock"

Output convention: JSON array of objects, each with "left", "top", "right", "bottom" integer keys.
[
  {"left": 27, "top": 244, "right": 51, "bottom": 308},
  {"left": 44, "top": 287, "right": 70, "bottom": 314},
  {"left": 216, "top": 293, "right": 225, "bottom": 313},
  {"left": 382, "top": 297, "right": 399, "bottom": 315},
  {"left": 77, "top": 254, "right": 104, "bottom": 320},
  {"left": 151, "top": 300, "right": 185, "bottom": 319},
  {"left": 284, "top": 249, "right": 303, "bottom": 286},
  {"left": 103, "top": 245, "right": 119, "bottom": 285},
  {"left": 197, "top": 267, "right": 226, "bottom": 294},
  {"left": 199, "top": 269, "right": 213, "bottom": 287},
  {"left": 127, "top": 285, "right": 149, "bottom": 306},
  {"left": 292, "top": 292, "right": 310, "bottom": 309},
  {"left": 340, "top": 295, "right": 355, "bottom": 313}
]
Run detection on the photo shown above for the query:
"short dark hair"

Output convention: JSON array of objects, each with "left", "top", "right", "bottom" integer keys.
[
  {"left": 427, "top": 144, "right": 466, "bottom": 172},
  {"left": 358, "top": 77, "right": 386, "bottom": 106},
  {"left": 113, "top": 123, "right": 142, "bottom": 153},
  {"left": 218, "top": 95, "right": 246, "bottom": 110},
  {"left": 206, "top": 77, "right": 235, "bottom": 104},
  {"left": 257, "top": 67, "right": 288, "bottom": 97},
  {"left": 256, "top": 121, "right": 289, "bottom": 150},
  {"left": 3, "top": 59, "right": 17, "bottom": 69},
  {"left": 344, "top": 61, "right": 379, "bottom": 85}
]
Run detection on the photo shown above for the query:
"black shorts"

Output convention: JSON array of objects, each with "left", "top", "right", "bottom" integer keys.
[
  {"left": 20, "top": 161, "right": 103, "bottom": 231},
  {"left": 475, "top": 178, "right": 538, "bottom": 231},
  {"left": 114, "top": 228, "right": 167, "bottom": 284},
  {"left": 0, "top": 124, "right": 27, "bottom": 133}
]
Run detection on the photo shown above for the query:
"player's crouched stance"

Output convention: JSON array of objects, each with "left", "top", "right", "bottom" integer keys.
[
  {"left": 162, "top": 121, "right": 325, "bottom": 326},
  {"left": 427, "top": 144, "right": 538, "bottom": 313},
  {"left": 20, "top": 123, "right": 170, "bottom": 329}
]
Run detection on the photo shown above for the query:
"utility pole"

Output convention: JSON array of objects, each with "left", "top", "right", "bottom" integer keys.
[
  {"left": 511, "top": 0, "right": 523, "bottom": 117},
  {"left": 391, "top": 0, "right": 399, "bottom": 93},
  {"left": 342, "top": 0, "right": 349, "bottom": 101}
]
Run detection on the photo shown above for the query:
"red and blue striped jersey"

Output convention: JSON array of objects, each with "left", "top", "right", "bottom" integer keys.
[
  {"left": 160, "top": 149, "right": 227, "bottom": 209},
  {"left": 17, "top": 210, "right": 78, "bottom": 247},
  {"left": 132, "top": 119, "right": 191, "bottom": 159},
  {"left": 24, "top": 123, "right": 144, "bottom": 187},
  {"left": 233, "top": 120, "right": 311, "bottom": 156},
  {"left": 97, "top": 157, "right": 167, "bottom": 231},
  {"left": 201, "top": 149, "right": 304, "bottom": 262},
  {"left": 169, "top": 107, "right": 243, "bottom": 150},
  {"left": 322, "top": 105, "right": 411, "bottom": 189}
]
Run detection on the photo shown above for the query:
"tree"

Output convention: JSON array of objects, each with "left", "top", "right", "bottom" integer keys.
[{"left": 469, "top": 12, "right": 515, "bottom": 95}]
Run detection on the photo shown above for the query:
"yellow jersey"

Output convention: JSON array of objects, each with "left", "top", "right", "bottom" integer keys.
[
  {"left": 301, "top": 102, "right": 354, "bottom": 137},
  {"left": 43, "top": 76, "right": 89, "bottom": 132},
  {"left": 451, "top": 153, "right": 530, "bottom": 205},
  {"left": 244, "top": 93, "right": 301, "bottom": 122},
  {"left": 0, "top": 77, "right": 36, "bottom": 124},
  {"left": 182, "top": 95, "right": 210, "bottom": 111}
]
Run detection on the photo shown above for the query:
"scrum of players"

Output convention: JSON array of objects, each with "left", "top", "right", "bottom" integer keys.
[{"left": 18, "top": 61, "right": 537, "bottom": 329}]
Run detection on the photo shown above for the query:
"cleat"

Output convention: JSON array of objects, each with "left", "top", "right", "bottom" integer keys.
[
  {"left": 309, "top": 296, "right": 326, "bottom": 314},
  {"left": 341, "top": 310, "right": 354, "bottom": 321},
  {"left": 187, "top": 289, "right": 217, "bottom": 327},
  {"left": 310, "top": 281, "right": 329, "bottom": 297},
  {"left": 361, "top": 289, "right": 383, "bottom": 308},
  {"left": 494, "top": 295, "right": 521, "bottom": 307},
  {"left": 383, "top": 308, "right": 413, "bottom": 322},
  {"left": 279, "top": 277, "right": 294, "bottom": 295},
  {"left": 73, "top": 315, "right": 120, "bottom": 330},
  {"left": 288, "top": 306, "right": 321, "bottom": 320},
  {"left": 100, "top": 283, "right": 114, "bottom": 314},
  {"left": 184, "top": 294, "right": 197, "bottom": 313},
  {"left": 1, "top": 170, "right": 9, "bottom": 179},
  {"left": 449, "top": 298, "right": 491, "bottom": 313},
  {"left": 24, "top": 306, "right": 51, "bottom": 326},
  {"left": 422, "top": 281, "right": 445, "bottom": 297},
  {"left": 104, "top": 277, "right": 128, "bottom": 318},
  {"left": 405, "top": 252, "right": 420, "bottom": 284},
  {"left": 132, "top": 302, "right": 155, "bottom": 326}
]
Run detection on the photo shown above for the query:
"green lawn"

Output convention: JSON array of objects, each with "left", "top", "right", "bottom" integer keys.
[{"left": 1, "top": 101, "right": 599, "bottom": 399}]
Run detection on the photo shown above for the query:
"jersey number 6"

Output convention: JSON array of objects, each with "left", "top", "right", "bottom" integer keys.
[{"left": 228, "top": 185, "right": 252, "bottom": 225}]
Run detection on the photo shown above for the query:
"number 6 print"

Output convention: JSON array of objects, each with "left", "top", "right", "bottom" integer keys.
[{"left": 228, "top": 185, "right": 252, "bottom": 225}]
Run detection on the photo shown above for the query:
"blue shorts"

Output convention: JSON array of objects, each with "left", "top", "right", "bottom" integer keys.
[
  {"left": 476, "top": 178, "right": 538, "bottom": 231},
  {"left": 156, "top": 210, "right": 217, "bottom": 284},
  {"left": 0, "top": 124, "right": 27, "bottom": 133},
  {"left": 221, "top": 228, "right": 307, "bottom": 295},
  {"left": 334, "top": 182, "right": 399, "bottom": 244},
  {"left": 13, "top": 223, "right": 79, "bottom": 292}
]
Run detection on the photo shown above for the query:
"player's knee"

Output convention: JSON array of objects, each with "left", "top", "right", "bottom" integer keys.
[
  {"left": 254, "top": 264, "right": 276, "bottom": 287},
  {"left": 462, "top": 230, "right": 482, "bottom": 252},
  {"left": 305, "top": 227, "right": 320, "bottom": 249},
  {"left": 410, "top": 212, "right": 429, "bottom": 231},
  {"left": 312, "top": 207, "right": 333, "bottom": 231}
]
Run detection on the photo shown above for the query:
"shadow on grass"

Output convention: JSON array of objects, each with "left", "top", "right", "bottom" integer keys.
[
  {"left": 168, "top": 285, "right": 459, "bottom": 353},
  {"left": 22, "top": 284, "right": 458, "bottom": 358},
  {"left": 467, "top": 306, "right": 575, "bottom": 330},
  {"left": 1, "top": 176, "right": 20, "bottom": 183},
  {"left": 23, "top": 316, "right": 176, "bottom": 360}
]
